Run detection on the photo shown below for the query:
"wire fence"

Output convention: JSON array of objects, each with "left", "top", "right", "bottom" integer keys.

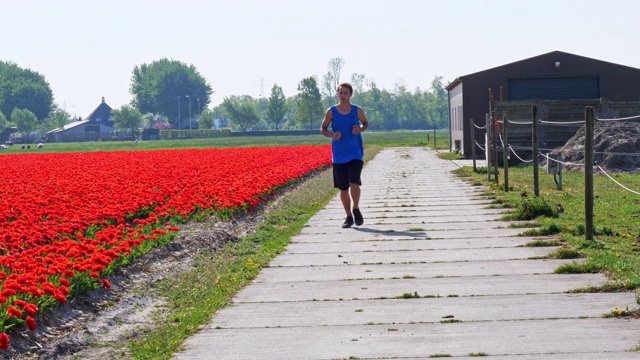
[
  {"left": 596, "top": 114, "right": 640, "bottom": 122},
  {"left": 470, "top": 105, "right": 640, "bottom": 240}
]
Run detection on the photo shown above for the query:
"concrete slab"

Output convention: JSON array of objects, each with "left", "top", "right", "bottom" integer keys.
[
  {"left": 355, "top": 214, "right": 507, "bottom": 225},
  {"left": 175, "top": 319, "right": 640, "bottom": 360},
  {"left": 299, "top": 222, "right": 527, "bottom": 235},
  {"left": 256, "top": 259, "right": 574, "bottom": 282},
  {"left": 209, "top": 293, "right": 637, "bottom": 328},
  {"left": 293, "top": 227, "right": 528, "bottom": 242},
  {"left": 285, "top": 236, "right": 538, "bottom": 253},
  {"left": 233, "top": 274, "right": 607, "bottom": 302},
  {"left": 270, "top": 246, "right": 558, "bottom": 267},
  {"left": 310, "top": 208, "right": 511, "bottom": 220}
]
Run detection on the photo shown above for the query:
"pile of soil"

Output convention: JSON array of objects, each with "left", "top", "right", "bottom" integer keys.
[{"left": 548, "top": 121, "right": 640, "bottom": 173}]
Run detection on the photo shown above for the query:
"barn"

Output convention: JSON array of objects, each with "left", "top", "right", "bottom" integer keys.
[
  {"left": 446, "top": 51, "right": 640, "bottom": 157},
  {"left": 47, "top": 97, "right": 115, "bottom": 142}
]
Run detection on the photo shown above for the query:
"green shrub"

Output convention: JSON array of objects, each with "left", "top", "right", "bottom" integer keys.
[
  {"left": 550, "top": 247, "right": 581, "bottom": 259},
  {"left": 511, "top": 196, "right": 559, "bottom": 220},
  {"left": 520, "top": 223, "right": 563, "bottom": 236}
]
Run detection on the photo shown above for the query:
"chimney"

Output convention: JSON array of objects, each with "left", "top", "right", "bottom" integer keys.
[{"left": 102, "top": 97, "right": 105, "bottom": 103}]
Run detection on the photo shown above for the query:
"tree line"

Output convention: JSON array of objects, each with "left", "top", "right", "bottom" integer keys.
[
  {"left": 214, "top": 62, "right": 448, "bottom": 132},
  {"left": 0, "top": 57, "right": 449, "bottom": 140}
]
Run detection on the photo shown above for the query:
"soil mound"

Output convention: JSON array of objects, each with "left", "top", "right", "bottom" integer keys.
[{"left": 549, "top": 121, "right": 640, "bottom": 173}]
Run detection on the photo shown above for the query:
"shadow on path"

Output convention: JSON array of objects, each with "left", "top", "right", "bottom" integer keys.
[{"left": 351, "top": 227, "right": 429, "bottom": 238}]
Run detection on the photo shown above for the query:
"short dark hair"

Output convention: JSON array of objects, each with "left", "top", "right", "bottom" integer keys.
[{"left": 337, "top": 82, "right": 353, "bottom": 94}]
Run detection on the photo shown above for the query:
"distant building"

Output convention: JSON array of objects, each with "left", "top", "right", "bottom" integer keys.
[
  {"left": 214, "top": 118, "right": 229, "bottom": 129},
  {"left": 0, "top": 127, "right": 18, "bottom": 143},
  {"left": 446, "top": 51, "right": 640, "bottom": 157},
  {"left": 46, "top": 97, "right": 115, "bottom": 142}
]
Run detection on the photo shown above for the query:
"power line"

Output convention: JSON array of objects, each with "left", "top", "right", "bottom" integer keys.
[{"left": 253, "top": 79, "right": 271, "bottom": 98}]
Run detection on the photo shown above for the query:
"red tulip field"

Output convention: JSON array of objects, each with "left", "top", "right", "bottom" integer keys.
[{"left": 0, "top": 145, "right": 331, "bottom": 349}]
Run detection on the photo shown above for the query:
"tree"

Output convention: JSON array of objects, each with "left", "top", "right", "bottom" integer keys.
[
  {"left": 0, "top": 61, "right": 53, "bottom": 121},
  {"left": 266, "top": 84, "right": 287, "bottom": 131},
  {"left": 199, "top": 108, "right": 215, "bottom": 129},
  {"left": 321, "top": 57, "right": 345, "bottom": 100},
  {"left": 141, "top": 113, "right": 168, "bottom": 129},
  {"left": 296, "top": 76, "right": 324, "bottom": 130},
  {"left": 51, "top": 108, "right": 72, "bottom": 129},
  {"left": 222, "top": 96, "right": 259, "bottom": 131},
  {"left": 210, "top": 103, "right": 227, "bottom": 123},
  {"left": 11, "top": 108, "right": 38, "bottom": 135},
  {"left": 428, "top": 76, "right": 449, "bottom": 128},
  {"left": 254, "top": 97, "right": 270, "bottom": 130},
  {"left": 349, "top": 73, "right": 367, "bottom": 105},
  {"left": 112, "top": 105, "right": 143, "bottom": 136},
  {"left": 129, "top": 58, "right": 213, "bottom": 128},
  {"left": 0, "top": 111, "right": 8, "bottom": 132},
  {"left": 283, "top": 97, "right": 298, "bottom": 129}
]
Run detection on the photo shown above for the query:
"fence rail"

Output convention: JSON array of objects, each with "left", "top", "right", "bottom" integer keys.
[{"left": 472, "top": 98, "right": 640, "bottom": 241}]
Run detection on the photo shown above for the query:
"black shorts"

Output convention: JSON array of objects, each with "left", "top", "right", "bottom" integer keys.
[{"left": 333, "top": 159, "right": 364, "bottom": 190}]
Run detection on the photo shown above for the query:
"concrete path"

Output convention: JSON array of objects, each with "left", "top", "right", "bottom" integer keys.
[{"left": 175, "top": 147, "right": 640, "bottom": 359}]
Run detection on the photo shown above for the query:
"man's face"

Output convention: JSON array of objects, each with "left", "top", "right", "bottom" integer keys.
[{"left": 337, "top": 87, "right": 352, "bottom": 101}]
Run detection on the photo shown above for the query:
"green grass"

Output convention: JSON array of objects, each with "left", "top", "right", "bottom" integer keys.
[
  {"left": 2, "top": 130, "right": 446, "bottom": 154},
  {"left": 522, "top": 239, "right": 563, "bottom": 247},
  {"left": 438, "top": 151, "right": 464, "bottom": 160},
  {"left": 454, "top": 165, "right": 640, "bottom": 290},
  {"left": 397, "top": 292, "right": 420, "bottom": 299}
]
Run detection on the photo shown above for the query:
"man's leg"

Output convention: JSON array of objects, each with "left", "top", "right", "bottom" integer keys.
[
  {"left": 340, "top": 189, "right": 354, "bottom": 228},
  {"left": 350, "top": 183, "right": 364, "bottom": 226},
  {"left": 349, "top": 183, "right": 360, "bottom": 210},
  {"left": 340, "top": 189, "right": 352, "bottom": 216}
]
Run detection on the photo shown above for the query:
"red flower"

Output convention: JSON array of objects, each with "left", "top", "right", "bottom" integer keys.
[
  {"left": 26, "top": 316, "right": 36, "bottom": 331},
  {"left": 0, "top": 289, "right": 16, "bottom": 297},
  {"left": 101, "top": 279, "right": 111, "bottom": 289},
  {"left": 7, "top": 306, "right": 22, "bottom": 318},
  {"left": 24, "top": 303, "right": 38, "bottom": 316},
  {"left": 53, "top": 292, "right": 67, "bottom": 303},
  {"left": 57, "top": 286, "right": 70, "bottom": 296},
  {"left": 0, "top": 333, "right": 9, "bottom": 350}
]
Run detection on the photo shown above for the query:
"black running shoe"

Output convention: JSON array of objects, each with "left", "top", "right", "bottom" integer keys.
[
  {"left": 342, "top": 216, "right": 354, "bottom": 228},
  {"left": 353, "top": 208, "right": 364, "bottom": 226}
]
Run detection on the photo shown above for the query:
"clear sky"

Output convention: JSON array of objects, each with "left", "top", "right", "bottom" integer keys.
[{"left": 1, "top": 0, "right": 639, "bottom": 118}]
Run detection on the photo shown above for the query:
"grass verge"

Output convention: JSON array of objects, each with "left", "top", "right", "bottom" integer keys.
[
  {"left": 1, "top": 131, "right": 438, "bottom": 154},
  {"left": 453, "top": 165, "right": 640, "bottom": 290},
  {"left": 128, "top": 146, "right": 382, "bottom": 359}
]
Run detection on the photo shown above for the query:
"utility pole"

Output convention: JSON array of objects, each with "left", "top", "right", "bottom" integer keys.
[{"left": 186, "top": 95, "right": 192, "bottom": 130}]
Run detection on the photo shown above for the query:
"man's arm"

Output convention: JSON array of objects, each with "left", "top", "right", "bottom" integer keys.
[
  {"left": 321, "top": 108, "right": 338, "bottom": 139},
  {"left": 353, "top": 107, "right": 369, "bottom": 134}
]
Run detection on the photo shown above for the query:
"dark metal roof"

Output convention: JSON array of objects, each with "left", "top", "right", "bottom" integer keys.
[
  {"left": 85, "top": 97, "right": 112, "bottom": 122},
  {"left": 464, "top": 51, "right": 639, "bottom": 80}
]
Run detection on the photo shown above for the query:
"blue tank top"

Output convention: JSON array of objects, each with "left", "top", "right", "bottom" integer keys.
[{"left": 330, "top": 105, "right": 364, "bottom": 164}]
